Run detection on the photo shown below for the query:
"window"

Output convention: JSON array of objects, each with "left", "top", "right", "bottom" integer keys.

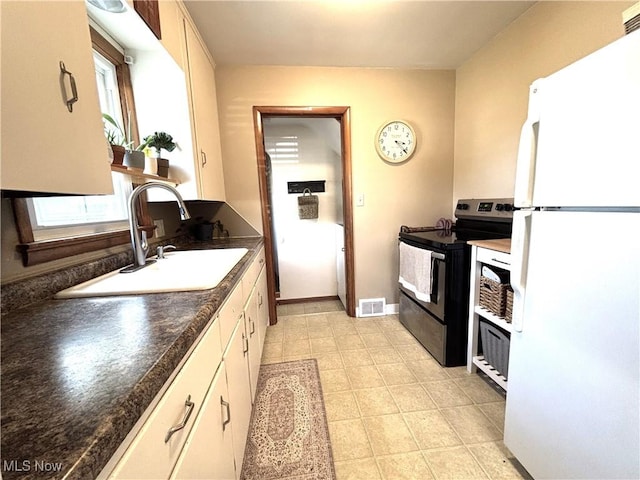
[{"left": 13, "top": 27, "right": 152, "bottom": 267}]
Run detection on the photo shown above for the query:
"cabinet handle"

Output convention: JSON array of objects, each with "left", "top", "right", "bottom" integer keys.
[
  {"left": 258, "top": 293, "right": 263, "bottom": 307},
  {"left": 242, "top": 332, "right": 249, "bottom": 356},
  {"left": 201, "top": 150, "right": 207, "bottom": 167},
  {"left": 250, "top": 317, "right": 255, "bottom": 336},
  {"left": 491, "top": 257, "right": 510, "bottom": 266},
  {"left": 164, "top": 395, "right": 195, "bottom": 443},
  {"left": 59, "top": 61, "right": 78, "bottom": 113},
  {"left": 220, "top": 396, "right": 231, "bottom": 431}
]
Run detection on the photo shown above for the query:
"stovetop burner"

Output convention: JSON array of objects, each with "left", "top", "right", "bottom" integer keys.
[{"left": 399, "top": 198, "right": 514, "bottom": 251}]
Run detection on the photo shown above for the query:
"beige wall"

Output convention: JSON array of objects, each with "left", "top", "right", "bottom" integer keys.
[
  {"left": 453, "top": 1, "right": 632, "bottom": 207},
  {"left": 216, "top": 67, "right": 456, "bottom": 304}
]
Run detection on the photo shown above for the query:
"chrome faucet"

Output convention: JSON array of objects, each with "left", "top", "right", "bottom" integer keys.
[{"left": 121, "top": 182, "right": 191, "bottom": 273}]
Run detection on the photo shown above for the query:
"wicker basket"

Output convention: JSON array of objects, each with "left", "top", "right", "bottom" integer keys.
[
  {"left": 297, "top": 188, "right": 319, "bottom": 219},
  {"left": 479, "top": 276, "right": 508, "bottom": 318},
  {"left": 505, "top": 288, "right": 514, "bottom": 322}
]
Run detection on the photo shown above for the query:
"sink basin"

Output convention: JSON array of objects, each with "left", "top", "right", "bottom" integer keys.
[{"left": 55, "top": 248, "right": 249, "bottom": 298}]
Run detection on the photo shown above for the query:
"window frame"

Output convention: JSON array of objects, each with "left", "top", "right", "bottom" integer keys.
[{"left": 13, "top": 28, "right": 154, "bottom": 267}]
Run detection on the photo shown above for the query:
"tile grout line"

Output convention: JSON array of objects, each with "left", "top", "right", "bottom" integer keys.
[{"left": 264, "top": 311, "right": 513, "bottom": 480}]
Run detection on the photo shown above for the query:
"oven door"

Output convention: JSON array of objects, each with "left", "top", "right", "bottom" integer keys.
[{"left": 398, "top": 240, "right": 447, "bottom": 322}]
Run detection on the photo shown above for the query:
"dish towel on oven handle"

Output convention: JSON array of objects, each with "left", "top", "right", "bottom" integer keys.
[{"left": 399, "top": 241, "right": 432, "bottom": 303}]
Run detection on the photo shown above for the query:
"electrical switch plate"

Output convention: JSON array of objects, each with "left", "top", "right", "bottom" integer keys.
[
  {"left": 356, "top": 193, "right": 365, "bottom": 207},
  {"left": 154, "top": 219, "right": 165, "bottom": 237}
]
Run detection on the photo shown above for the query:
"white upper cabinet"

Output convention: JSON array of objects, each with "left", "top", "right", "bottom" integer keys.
[
  {"left": 159, "top": 0, "right": 186, "bottom": 70},
  {"left": 0, "top": 1, "right": 113, "bottom": 195},
  {"left": 183, "top": 18, "right": 226, "bottom": 201}
]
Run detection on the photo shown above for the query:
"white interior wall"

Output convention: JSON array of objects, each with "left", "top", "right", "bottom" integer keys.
[{"left": 264, "top": 117, "right": 342, "bottom": 300}]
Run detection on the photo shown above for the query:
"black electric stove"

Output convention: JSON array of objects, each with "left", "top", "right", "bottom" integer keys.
[{"left": 398, "top": 198, "right": 513, "bottom": 367}]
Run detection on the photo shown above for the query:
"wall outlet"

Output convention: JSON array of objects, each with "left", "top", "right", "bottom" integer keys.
[
  {"left": 153, "top": 219, "right": 165, "bottom": 237},
  {"left": 356, "top": 193, "right": 365, "bottom": 207}
]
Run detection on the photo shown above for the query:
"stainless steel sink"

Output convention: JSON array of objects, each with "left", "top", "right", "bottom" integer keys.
[{"left": 55, "top": 248, "right": 248, "bottom": 298}]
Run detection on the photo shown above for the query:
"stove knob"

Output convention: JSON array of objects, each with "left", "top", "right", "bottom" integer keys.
[
  {"left": 456, "top": 203, "right": 462, "bottom": 210},
  {"left": 495, "top": 204, "right": 505, "bottom": 211},
  {"left": 459, "top": 203, "right": 469, "bottom": 210},
  {"left": 504, "top": 204, "right": 513, "bottom": 212}
]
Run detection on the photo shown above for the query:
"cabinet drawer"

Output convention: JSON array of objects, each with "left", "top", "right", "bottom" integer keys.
[
  {"left": 170, "top": 362, "right": 235, "bottom": 480},
  {"left": 219, "top": 282, "right": 244, "bottom": 351},
  {"left": 242, "top": 247, "right": 265, "bottom": 301},
  {"left": 109, "top": 320, "right": 222, "bottom": 479},
  {"left": 476, "top": 247, "right": 511, "bottom": 269}
]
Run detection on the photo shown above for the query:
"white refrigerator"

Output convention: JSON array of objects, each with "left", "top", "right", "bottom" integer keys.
[{"left": 505, "top": 30, "right": 640, "bottom": 479}]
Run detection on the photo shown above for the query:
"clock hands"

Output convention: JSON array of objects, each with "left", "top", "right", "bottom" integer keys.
[{"left": 395, "top": 140, "right": 408, "bottom": 154}]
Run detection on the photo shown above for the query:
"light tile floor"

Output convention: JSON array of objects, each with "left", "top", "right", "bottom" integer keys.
[{"left": 262, "top": 300, "right": 531, "bottom": 480}]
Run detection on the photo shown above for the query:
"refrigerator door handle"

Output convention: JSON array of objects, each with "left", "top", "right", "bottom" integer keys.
[
  {"left": 514, "top": 82, "right": 541, "bottom": 208},
  {"left": 510, "top": 210, "right": 532, "bottom": 332}
]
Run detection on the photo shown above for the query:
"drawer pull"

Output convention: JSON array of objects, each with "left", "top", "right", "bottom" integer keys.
[
  {"left": 242, "top": 332, "right": 249, "bottom": 355},
  {"left": 164, "top": 395, "right": 195, "bottom": 443},
  {"left": 221, "top": 396, "right": 231, "bottom": 431},
  {"left": 59, "top": 61, "right": 78, "bottom": 112}
]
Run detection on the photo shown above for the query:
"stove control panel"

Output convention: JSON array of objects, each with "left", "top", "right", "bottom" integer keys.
[{"left": 455, "top": 198, "right": 514, "bottom": 221}]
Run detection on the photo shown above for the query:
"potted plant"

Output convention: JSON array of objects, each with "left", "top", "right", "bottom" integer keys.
[
  {"left": 139, "top": 131, "right": 179, "bottom": 178},
  {"left": 102, "top": 113, "right": 145, "bottom": 171},
  {"left": 102, "top": 113, "right": 126, "bottom": 166}
]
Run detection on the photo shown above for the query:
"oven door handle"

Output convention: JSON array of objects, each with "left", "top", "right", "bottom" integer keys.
[
  {"left": 430, "top": 252, "right": 445, "bottom": 261},
  {"left": 397, "top": 240, "right": 445, "bottom": 261}
]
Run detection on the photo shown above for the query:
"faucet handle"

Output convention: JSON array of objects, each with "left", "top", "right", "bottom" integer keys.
[{"left": 157, "top": 244, "right": 177, "bottom": 259}]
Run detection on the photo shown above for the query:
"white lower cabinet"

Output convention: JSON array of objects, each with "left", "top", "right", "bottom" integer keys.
[
  {"left": 170, "top": 362, "right": 235, "bottom": 480},
  {"left": 103, "top": 249, "right": 269, "bottom": 480},
  {"left": 109, "top": 320, "right": 222, "bottom": 479},
  {"left": 256, "top": 268, "right": 269, "bottom": 350},
  {"left": 224, "top": 318, "right": 253, "bottom": 475},
  {"left": 244, "top": 284, "right": 260, "bottom": 402}
]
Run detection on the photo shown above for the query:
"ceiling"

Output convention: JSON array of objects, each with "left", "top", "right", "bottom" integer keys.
[{"left": 183, "top": 1, "right": 535, "bottom": 69}]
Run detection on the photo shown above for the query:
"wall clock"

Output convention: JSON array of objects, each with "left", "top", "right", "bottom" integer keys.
[{"left": 375, "top": 120, "right": 417, "bottom": 163}]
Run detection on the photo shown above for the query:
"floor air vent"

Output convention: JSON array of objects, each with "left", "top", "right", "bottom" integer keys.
[{"left": 358, "top": 298, "right": 386, "bottom": 317}]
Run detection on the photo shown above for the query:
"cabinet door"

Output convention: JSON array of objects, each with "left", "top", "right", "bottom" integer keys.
[
  {"left": 256, "top": 268, "right": 269, "bottom": 349},
  {"left": 184, "top": 19, "right": 225, "bottom": 201},
  {"left": 0, "top": 1, "right": 113, "bottom": 195},
  {"left": 109, "top": 321, "right": 222, "bottom": 479},
  {"left": 224, "top": 320, "right": 253, "bottom": 475},
  {"left": 158, "top": 0, "right": 185, "bottom": 69},
  {"left": 244, "top": 284, "right": 260, "bottom": 402},
  {"left": 170, "top": 362, "right": 236, "bottom": 480},
  {"left": 219, "top": 283, "right": 244, "bottom": 351}
]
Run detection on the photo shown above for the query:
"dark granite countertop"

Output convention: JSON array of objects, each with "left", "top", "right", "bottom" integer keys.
[{"left": 0, "top": 237, "right": 263, "bottom": 480}]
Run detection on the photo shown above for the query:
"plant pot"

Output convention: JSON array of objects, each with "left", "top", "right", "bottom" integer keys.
[
  {"left": 157, "top": 158, "right": 170, "bottom": 178},
  {"left": 111, "top": 145, "right": 126, "bottom": 166},
  {"left": 123, "top": 150, "right": 145, "bottom": 171},
  {"left": 144, "top": 156, "right": 158, "bottom": 175}
]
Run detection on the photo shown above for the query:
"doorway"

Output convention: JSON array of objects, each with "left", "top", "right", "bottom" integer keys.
[{"left": 253, "top": 107, "right": 355, "bottom": 322}]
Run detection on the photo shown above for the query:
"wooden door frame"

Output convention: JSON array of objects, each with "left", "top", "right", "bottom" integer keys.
[{"left": 252, "top": 106, "right": 356, "bottom": 322}]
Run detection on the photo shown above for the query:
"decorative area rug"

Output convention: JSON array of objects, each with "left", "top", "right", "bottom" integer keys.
[{"left": 241, "top": 359, "right": 337, "bottom": 480}]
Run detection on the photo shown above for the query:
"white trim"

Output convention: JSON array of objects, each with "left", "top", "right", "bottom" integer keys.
[{"left": 385, "top": 303, "right": 399, "bottom": 315}]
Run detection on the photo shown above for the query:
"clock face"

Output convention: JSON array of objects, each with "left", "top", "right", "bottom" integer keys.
[{"left": 375, "top": 120, "right": 416, "bottom": 162}]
